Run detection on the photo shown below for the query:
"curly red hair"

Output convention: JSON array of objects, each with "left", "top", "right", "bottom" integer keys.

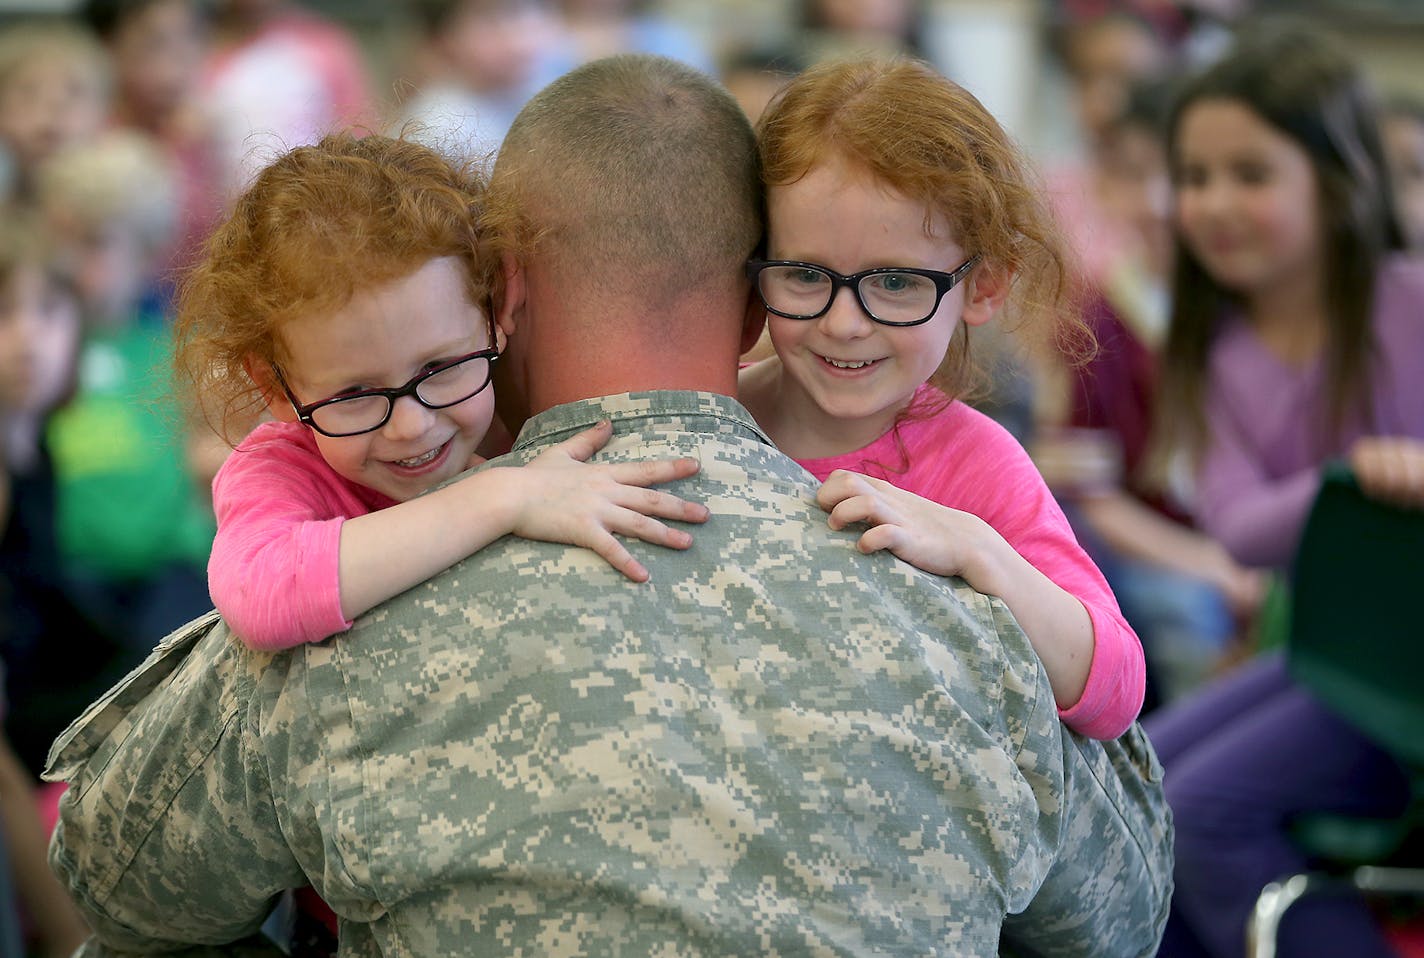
[
  {"left": 173, "top": 133, "right": 496, "bottom": 443},
  {"left": 756, "top": 55, "right": 1084, "bottom": 402}
]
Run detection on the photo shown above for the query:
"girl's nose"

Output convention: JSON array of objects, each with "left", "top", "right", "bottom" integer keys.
[
  {"left": 1198, "top": 176, "right": 1236, "bottom": 216},
  {"left": 381, "top": 394, "right": 435, "bottom": 441},
  {"left": 816, "top": 286, "right": 874, "bottom": 339}
]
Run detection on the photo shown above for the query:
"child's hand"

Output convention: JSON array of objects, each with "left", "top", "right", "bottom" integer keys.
[
  {"left": 1349, "top": 437, "right": 1424, "bottom": 510},
  {"left": 507, "top": 421, "right": 709, "bottom": 581},
  {"left": 816, "top": 469, "right": 1013, "bottom": 595}
]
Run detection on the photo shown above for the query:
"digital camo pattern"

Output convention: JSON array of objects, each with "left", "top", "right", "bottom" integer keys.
[{"left": 48, "top": 391, "right": 1171, "bottom": 957}]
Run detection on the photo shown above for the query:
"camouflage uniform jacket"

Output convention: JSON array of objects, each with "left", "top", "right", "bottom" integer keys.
[{"left": 47, "top": 391, "right": 1172, "bottom": 957}]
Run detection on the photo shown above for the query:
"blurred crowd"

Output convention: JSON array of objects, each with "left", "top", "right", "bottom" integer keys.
[{"left": 0, "top": 0, "right": 1422, "bottom": 955}]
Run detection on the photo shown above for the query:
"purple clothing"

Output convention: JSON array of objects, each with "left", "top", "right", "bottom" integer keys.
[
  {"left": 208, "top": 421, "right": 395, "bottom": 650},
  {"left": 1145, "top": 654, "right": 1409, "bottom": 958},
  {"left": 1152, "top": 257, "right": 1423, "bottom": 957},
  {"left": 1197, "top": 256, "right": 1424, "bottom": 568},
  {"left": 795, "top": 386, "right": 1146, "bottom": 740}
]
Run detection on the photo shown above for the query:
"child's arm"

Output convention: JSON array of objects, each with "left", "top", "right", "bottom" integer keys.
[
  {"left": 211, "top": 421, "right": 707, "bottom": 651},
  {"left": 338, "top": 421, "right": 708, "bottom": 620},
  {"left": 816, "top": 470, "right": 1094, "bottom": 709}
]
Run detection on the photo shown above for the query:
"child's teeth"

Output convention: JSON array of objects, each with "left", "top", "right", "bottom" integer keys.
[
  {"left": 827, "top": 358, "right": 870, "bottom": 369},
  {"left": 396, "top": 448, "right": 440, "bottom": 467}
]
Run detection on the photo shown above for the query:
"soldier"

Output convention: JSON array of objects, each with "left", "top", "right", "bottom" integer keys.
[{"left": 47, "top": 54, "right": 1171, "bottom": 956}]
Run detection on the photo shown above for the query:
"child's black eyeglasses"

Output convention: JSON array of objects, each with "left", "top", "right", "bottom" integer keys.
[
  {"left": 277, "top": 348, "right": 500, "bottom": 438},
  {"left": 747, "top": 255, "right": 980, "bottom": 327}
]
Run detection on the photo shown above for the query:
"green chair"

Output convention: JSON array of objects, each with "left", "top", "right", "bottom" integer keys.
[{"left": 1248, "top": 464, "right": 1424, "bottom": 957}]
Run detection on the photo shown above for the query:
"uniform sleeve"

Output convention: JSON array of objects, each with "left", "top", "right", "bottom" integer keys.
[
  {"left": 208, "top": 440, "right": 353, "bottom": 650},
  {"left": 935, "top": 412, "right": 1146, "bottom": 739},
  {"left": 1001, "top": 724, "right": 1174, "bottom": 956},
  {"left": 46, "top": 618, "right": 308, "bottom": 953},
  {"left": 985, "top": 595, "right": 1173, "bottom": 958}
]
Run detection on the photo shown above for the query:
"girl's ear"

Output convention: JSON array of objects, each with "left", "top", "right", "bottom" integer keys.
[
  {"left": 244, "top": 356, "right": 297, "bottom": 422},
  {"left": 961, "top": 260, "right": 1012, "bottom": 328}
]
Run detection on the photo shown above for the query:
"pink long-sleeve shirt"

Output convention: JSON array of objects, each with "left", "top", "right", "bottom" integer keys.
[
  {"left": 209, "top": 421, "right": 395, "bottom": 650},
  {"left": 795, "top": 386, "right": 1145, "bottom": 740}
]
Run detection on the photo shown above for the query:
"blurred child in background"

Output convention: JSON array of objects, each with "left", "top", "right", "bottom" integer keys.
[
  {"left": 1036, "top": 76, "right": 1268, "bottom": 708},
  {"left": 199, "top": 0, "right": 375, "bottom": 201},
  {"left": 797, "top": 0, "right": 929, "bottom": 64},
  {"left": 1045, "top": 5, "right": 1173, "bottom": 293},
  {"left": 81, "top": 0, "right": 225, "bottom": 283},
  {"left": 1380, "top": 94, "right": 1424, "bottom": 251},
  {"left": 0, "top": 215, "right": 110, "bottom": 958},
  {"left": 0, "top": 214, "right": 133, "bottom": 780},
  {"left": 36, "top": 131, "right": 217, "bottom": 654},
  {"left": 1144, "top": 24, "right": 1424, "bottom": 958},
  {"left": 0, "top": 19, "right": 110, "bottom": 208},
  {"left": 390, "top": 0, "right": 569, "bottom": 162},
  {"left": 553, "top": 0, "right": 712, "bottom": 72}
]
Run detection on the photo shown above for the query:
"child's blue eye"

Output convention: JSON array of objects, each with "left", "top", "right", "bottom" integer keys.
[{"left": 866, "top": 272, "right": 928, "bottom": 296}]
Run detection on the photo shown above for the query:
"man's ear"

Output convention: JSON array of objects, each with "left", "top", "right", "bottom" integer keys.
[
  {"left": 961, "top": 260, "right": 1012, "bottom": 328},
  {"left": 495, "top": 252, "right": 525, "bottom": 344},
  {"left": 244, "top": 356, "right": 297, "bottom": 422},
  {"left": 739, "top": 286, "right": 767, "bottom": 356}
]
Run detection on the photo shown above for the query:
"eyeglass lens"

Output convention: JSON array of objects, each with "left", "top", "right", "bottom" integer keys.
[
  {"left": 756, "top": 265, "right": 943, "bottom": 325},
  {"left": 308, "top": 354, "right": 493, "bottom": 436}
]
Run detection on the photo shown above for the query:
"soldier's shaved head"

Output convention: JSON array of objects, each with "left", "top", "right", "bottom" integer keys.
[{"left": 486, "top": 54, "right": 762, "bottom": 309}]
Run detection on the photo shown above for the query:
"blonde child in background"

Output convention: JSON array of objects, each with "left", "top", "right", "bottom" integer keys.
[
  {"left": 174, "top": 132, "right": 708, "bottom": 653},
  {"left": 737, "top": 55, "right": 1144, "bottom": 740},
  {"left": 0, "top": 19, "right": 110, "bottom": 208},
  {"left": 1142, "top": 24, "right": 1424, "bottom": 958},
  {"left": 36, "top": 130, "right": 217, "bottom": 650}
]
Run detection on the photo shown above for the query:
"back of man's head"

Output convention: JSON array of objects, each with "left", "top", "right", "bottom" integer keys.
[{"left": 488, "top": 54, "right": 762, "bottom": 307}]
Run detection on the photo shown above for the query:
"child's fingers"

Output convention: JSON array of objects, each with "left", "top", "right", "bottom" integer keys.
[
  {"left": 605, "top": 456, "right": 701, "bottom": 487},
  {"left": 858, "top": 523, "right": 904, "bottom": 555},
  {"left": 605, "top": 508, "right": 696, "bottom": 551},
  {"left": 552, "top": 420, "right": 614, "bottom": 463},
  {"left": 611, "top": 485, "right": 709, "bottom": 524},
  {"left": 586, "top": 534, "right": 651, "bottom": 583},
  {"left": 817, "top": 471, "right": 848, "bottom": 500},
  {"left": 577, "top": 507, "right": 698, "bottom": 582},
  {"left": 817, "top": 470, "right": 872, "bottom": 511},
  {"left": 826, "top": 494, "right": 889, "bottom": 531},
  {"left": 606, "top": 489, "right": 706, "bottom": 526}
]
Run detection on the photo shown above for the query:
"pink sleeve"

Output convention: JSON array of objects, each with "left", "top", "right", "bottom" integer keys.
[
  {"left": 208, "top": 436, "right": 355, "bottom": 651},
  {"left": 927, "top": 412, "right": 1146, "bottom": 739}
]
